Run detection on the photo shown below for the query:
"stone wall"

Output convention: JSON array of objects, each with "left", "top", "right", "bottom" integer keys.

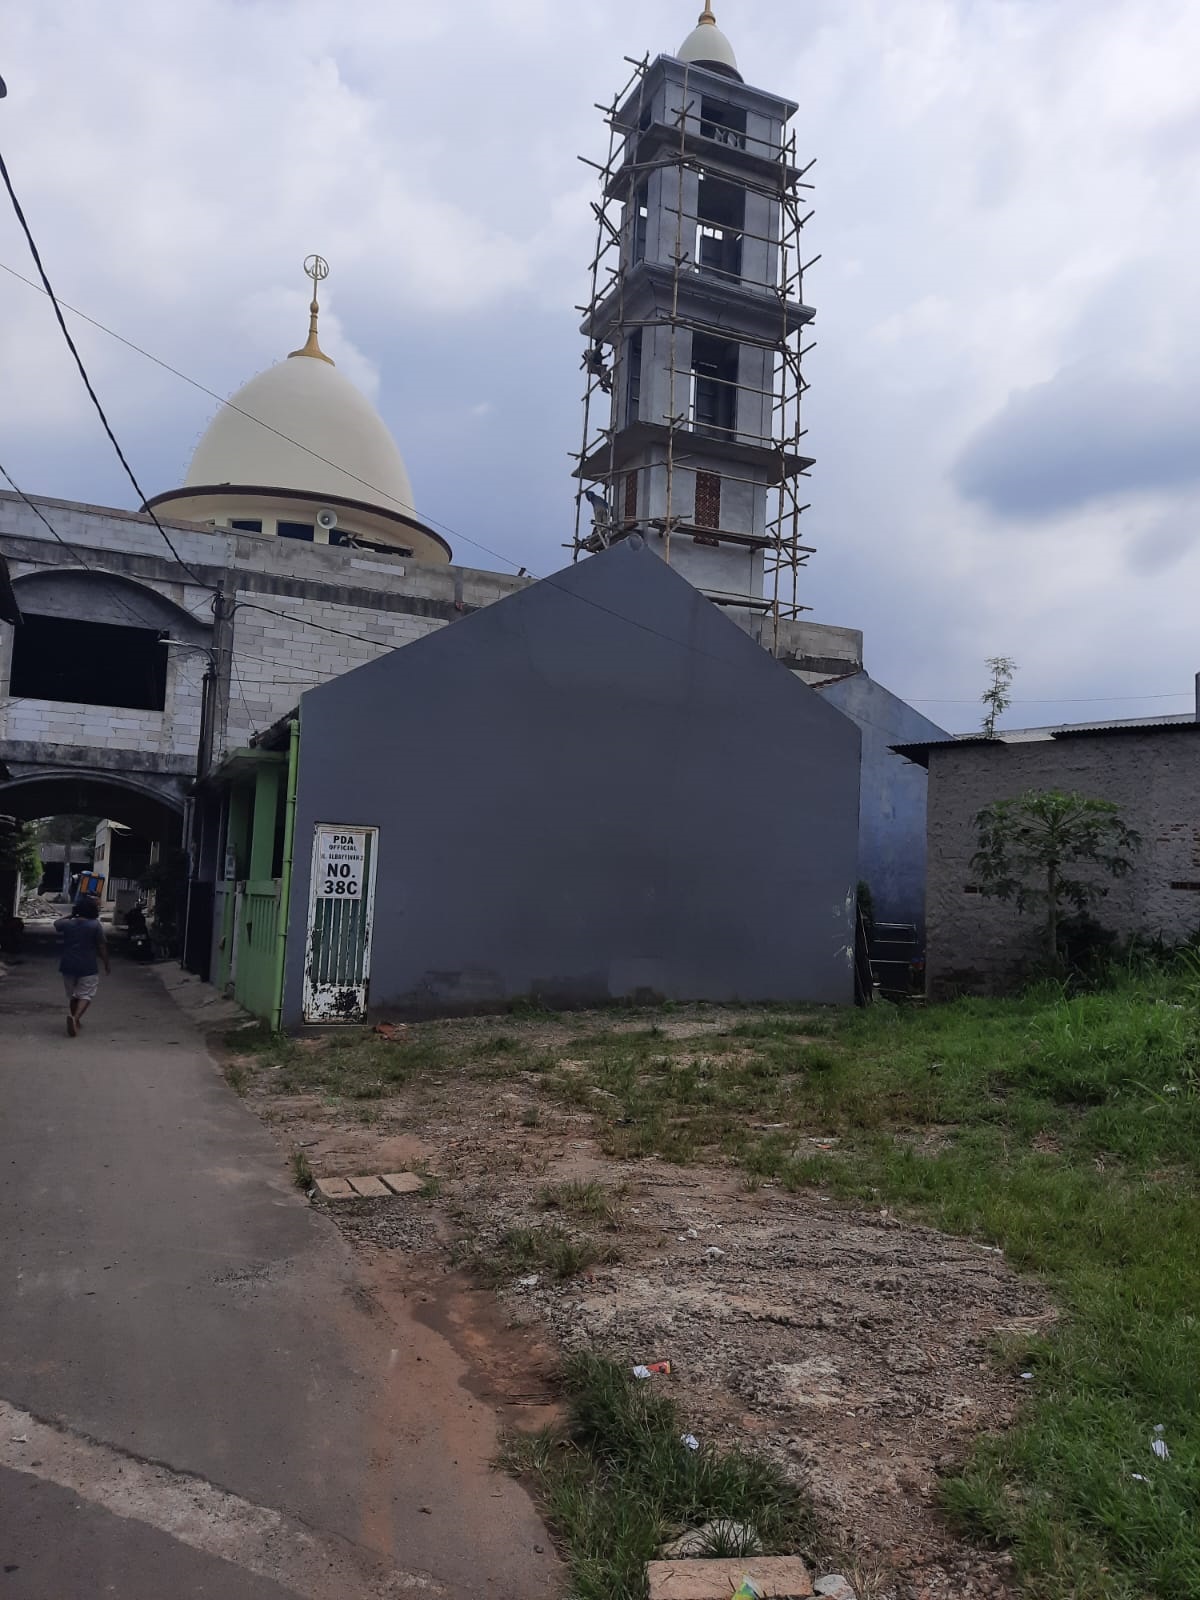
[{"left": 924, "top": 729, "right": 1200, "bottom": 994}]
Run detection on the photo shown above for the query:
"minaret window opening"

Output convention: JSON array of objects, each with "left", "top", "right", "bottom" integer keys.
[
  {"left": 699, "top": 97, "right": 747, "bottom": 150},
  {"left": 696, "top": 175, "right": 745, "bottom": 282},
  {"left": 624, "top": 330, "right": 644, "bottom": 428},
  {"left": 230, "top": 518, "right": 263, "bottom": 533},
  {"left": 691, "top": 334, "right": 739, "bottom": 437},
  {"left": 277, "top": 521, "right": 315, "bottom": 542},
  {"left": 631, "top": 181, "right": 649, "bottom": 264}
]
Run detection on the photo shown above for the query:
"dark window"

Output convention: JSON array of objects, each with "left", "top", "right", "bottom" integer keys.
[
  {"left": 694, "top": 471, "right": 721, "bottom": 529},
  {"left": 230, "top": 518, "right": 263, "bottom": 533},
  {"left": 691, "top": 333, "right": 738, "bottom": 436},
  {"left": 625, "top": 329, "right": 643, "bottom": 428},
  {"left": 699, "top": 97, "right": 747, "bottom": 149},
  {"left": 624, "top": 471, "right": 639, "bottom": 522},
  {"left": 277, "top": 522, "right": 315, "bottom": 542},
  {"left": 9, "top": 614, "right": 168, "bottom": 711},
  {"left": 696, "top": 175, "right": 745, "bottom": 279}
]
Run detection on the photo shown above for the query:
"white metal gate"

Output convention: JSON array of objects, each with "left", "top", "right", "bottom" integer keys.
[{"left": 302, "top": 825, "right": 379, "bottom": 1023}]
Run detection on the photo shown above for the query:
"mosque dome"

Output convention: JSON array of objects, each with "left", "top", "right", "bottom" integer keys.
[
  {"left": 184, "top": 348, "right": 417, "bottom": 518},
  {"left": 148, "top": 259, "right": 450, "bottom": 563},
  {"left": 677, "top": 2, "right": 742, "bottom": 81}
]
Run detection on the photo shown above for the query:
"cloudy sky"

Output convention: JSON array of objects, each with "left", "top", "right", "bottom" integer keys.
[{"left": 2, "top": 0, "right": 1198, "bottom": 732}]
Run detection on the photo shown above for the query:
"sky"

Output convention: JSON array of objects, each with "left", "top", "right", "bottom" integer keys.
[{"left": 2, "top": 0, "right": 1199, "bottom": 733}]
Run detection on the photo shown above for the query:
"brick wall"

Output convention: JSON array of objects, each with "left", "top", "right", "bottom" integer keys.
[{"left": 925, "top": 730, "right": 1200, "bottom": 994}]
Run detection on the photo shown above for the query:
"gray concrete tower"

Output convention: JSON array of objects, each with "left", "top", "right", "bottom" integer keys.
[{"left": 576, "top": 4, "right": 816, "bottom": 618}]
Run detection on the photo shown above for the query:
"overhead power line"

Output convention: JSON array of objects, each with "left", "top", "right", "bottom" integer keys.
[
  {"left": 0, "top": 151, "right": 215, "bottom": 593},
  {"left": 0, "top": 258, "right": 523, "bottom": 577}
]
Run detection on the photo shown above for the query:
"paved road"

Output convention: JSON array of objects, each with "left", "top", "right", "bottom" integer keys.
[{"left": 0, "top": 928, "right": 557, "bottom": 1598}]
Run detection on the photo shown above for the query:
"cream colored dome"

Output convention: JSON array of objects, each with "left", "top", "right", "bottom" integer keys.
[
  {"left": 185, "top": 347, "right": 416, "bottom": 518},
  {"left": 678, "top": 3, "right": 741, "bottom": 79}
]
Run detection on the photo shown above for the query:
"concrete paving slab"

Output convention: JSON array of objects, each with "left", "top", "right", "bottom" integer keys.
[
  {"left": 647, "top": 1555, "right": 814, "bottom": 1599},
  {"left": 380, "top": 1172, "right": 424, "bottom": 1194},
  {"left": 346, "top": 1175, "right": 391, "bottom": 1198}
]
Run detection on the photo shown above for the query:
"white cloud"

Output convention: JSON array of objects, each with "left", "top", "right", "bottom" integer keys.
[{"left": 1, "top": 0, "right": 1199, "bottom": 730}]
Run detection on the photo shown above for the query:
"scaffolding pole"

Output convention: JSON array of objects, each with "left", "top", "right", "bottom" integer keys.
[{"left": 573, "top": 56, "right": 817, "bottom": 641}]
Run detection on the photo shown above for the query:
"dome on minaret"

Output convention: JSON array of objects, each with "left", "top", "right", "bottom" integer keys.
[
  {"left": 677, "top": 2, "right": 743, "bottom": 81},
  {"left": 147, "top": 258, "right": 451, "bottom": 563}
]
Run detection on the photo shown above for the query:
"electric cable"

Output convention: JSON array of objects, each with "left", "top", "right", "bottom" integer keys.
[{"left": 0, "top": 153, "right": 216, "bottom": 592}]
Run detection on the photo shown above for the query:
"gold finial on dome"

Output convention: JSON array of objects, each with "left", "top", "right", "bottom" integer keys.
[
  {"left": 698, "top": 1, "right": 716, "bottom": 23},
  {"left": 289, "top": 254, "right": 335, "bottom": 365}
]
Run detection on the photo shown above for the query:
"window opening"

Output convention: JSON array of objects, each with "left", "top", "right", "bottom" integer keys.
[
  {"left": 699, "top": 97, "right": 747, "bottom": 149},
  {"left": 9, "top": 615, "right": 169, "bottom": 712},
  {"left": 230, "top": 519, "right": 263, "bottom": 533},
  {"left": 690, "top": 333, "right": 739, "bottom": 437},
  {"left": 625, "top": 329, "right": 643, "bottom": 428},
  {"left": 631, "top": 180, "right": 649, "bottom": 264},
  {"left": 696, "top": 175, "right": 745, "bottom": 280},
  {"left": 277, "top": 522, "right": 315, "bottom": 542},
  {"left": 694, "top": 471, "right": 722, "bottom": 530}
]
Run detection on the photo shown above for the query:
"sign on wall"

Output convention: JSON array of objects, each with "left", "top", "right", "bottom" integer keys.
[
  {"left": 316, "top": 829, "right": 367, "bottom": 900},
  {"left": 304, "top": 825, "right": 379, "bottom": 1025}
]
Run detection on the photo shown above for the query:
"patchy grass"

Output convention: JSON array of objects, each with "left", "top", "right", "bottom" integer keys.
[
  {"left": 236, "top": 974, "right": 1200, "bottom": 1598},
  {"left": 456, "top": 1223, "right": 618, "bottom": 1287},
  {"left": 226, "top": 1025, "right": 446, "bottom": 1101},
  {"left": 289, "top": 1147, "right": 313, "bottom": 1190},
  {"left": 503, "top": 1352, "right": 814, "bottom": 1600},
  {"left": 527, "top": 974, "right": 1200, "bottom": 1600},
  {"left": 538, "top": 1180, "right": 623, "bottom": 1226}
]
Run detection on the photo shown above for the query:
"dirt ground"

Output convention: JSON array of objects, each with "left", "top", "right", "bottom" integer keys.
[{"left": 233, "top": 1007, "right": 1053, "bottom": 1600}]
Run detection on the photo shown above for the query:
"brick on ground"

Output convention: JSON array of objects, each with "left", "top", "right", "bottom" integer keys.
[
  {"left": 380, "top": 1173, "right": 423, "bottom": 1195},
  {"left": 314, "top": 1177, "right": 355, "bottom": 1200},
  {"left": 647, "top": 1557, "right": 813, "bottom": 1600},
  {"left": 346, "top": 1175, "right": 391, "bottom": 1198}
]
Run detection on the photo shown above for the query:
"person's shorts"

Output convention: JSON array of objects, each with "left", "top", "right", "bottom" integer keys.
[{"left": 62, "top": 973, "right": 100, "bottom": 1003}]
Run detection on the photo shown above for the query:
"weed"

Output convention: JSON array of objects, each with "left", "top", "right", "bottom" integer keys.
[
  {"left": 290, "top": 1148, "right": 313, "bottom": 1189},
  {"left": 538, "top": 1180, "right": 621, "bottom": 1225},
  {"left": 224, "top": 1060, "right": 249, "bottom": 1096},
  {"left": 521, "top": 1104, "right": 541, "bottom": 1128},
  {"left": 464, "top": 1224, "right": 616, "bottom": 1286},
  {"left": 504, "top": 1353, "right": 813, "bottom": 1600}
]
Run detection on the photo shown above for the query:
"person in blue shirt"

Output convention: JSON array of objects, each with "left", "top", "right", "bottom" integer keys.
[{"left": 54, "top": 895, "right": 110, "bottom": 1037}]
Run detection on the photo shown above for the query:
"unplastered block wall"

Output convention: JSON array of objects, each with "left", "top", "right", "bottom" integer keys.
[
  {"left": 222, "top": 535, "right": 532, "bottom": 749},
  {"left": 925, "top": 731, "right": 1200, "bottom": 995}
]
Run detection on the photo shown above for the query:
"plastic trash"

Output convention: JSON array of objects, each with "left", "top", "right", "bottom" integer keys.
[
  {"left": 516, "top": 1274, "right": 540, "bottom": 1288},
  {"left": 704, "top": 1246, "right": 726, "bottom": 1261},
  {"left": 1020, "top": 1372, "right": 1034, "bottom": 1381},
  {"left": 680, "top": 1433, "right": 700, "bottom": 1451},
  {"left": 1132, "top": 1473, "right": 1150, "bottom": 1483},
  {"left": 732, "top": 1582, "right": 765, "bottom": 1600},
  {"left": 632, "top": 1361, "right": 671, "bottom": 1379},
  {"left": 1151, "top": 1425, "right": 1170, "bottom": 1461}
]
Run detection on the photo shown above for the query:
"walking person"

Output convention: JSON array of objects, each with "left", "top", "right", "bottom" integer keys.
[{"left": 54, "top": 895, "right": 110, "bottom": 1037}]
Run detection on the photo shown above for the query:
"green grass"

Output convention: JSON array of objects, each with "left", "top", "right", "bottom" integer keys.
[
  {"left": 538, "top": 1179, "right": 623, "bottom": 1226},
  {"left": 456, "top": 1223, "right": 618, "bottom": 1286},
  {"left": 504, "top": 1352, "right": 814, "bottom": 1600},
  {"left": 289, "top": 1147, "right": 313, "bottom": 1189},
  {"left": 528, "top": 973, "right": 1200, "bottom": 1599}
]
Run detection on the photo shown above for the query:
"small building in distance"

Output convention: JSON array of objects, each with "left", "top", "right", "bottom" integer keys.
[
  {"left": 895, "top": 711, "right": 1200, "bottom": 996},
  {"left": 197, "top": 539, "right": 863, "bottom": 1027}
]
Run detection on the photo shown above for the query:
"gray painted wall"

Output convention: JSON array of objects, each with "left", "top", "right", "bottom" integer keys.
[
  {"left": 283, "top": 539, "right": 861, "bottom": 1023},
  {"left": 815, "top": 672, "right": 947, "bottom": 931},
  {"left": 923, "top": 730, "right": 1200, "bottom": 995}
]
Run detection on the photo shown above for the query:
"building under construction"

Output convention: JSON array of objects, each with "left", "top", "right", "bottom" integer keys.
[{"left": 574, "top": 3, "right": 818, "bottom": 644}]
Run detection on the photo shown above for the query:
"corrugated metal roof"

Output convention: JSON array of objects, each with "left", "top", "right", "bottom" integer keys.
[{"left": 893, "top": 715, "right": 1200, "bottom": 766}]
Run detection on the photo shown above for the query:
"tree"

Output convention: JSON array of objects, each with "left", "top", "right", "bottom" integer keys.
[
  {"left": 0, "top": 820, "right": 40, "bottom": 885},
  {"left": 971, "top": 790, "right": 1141, "bottom": 965},
  {"left": 980, "top": 656, "right": 1017, "bottom": 737}
]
